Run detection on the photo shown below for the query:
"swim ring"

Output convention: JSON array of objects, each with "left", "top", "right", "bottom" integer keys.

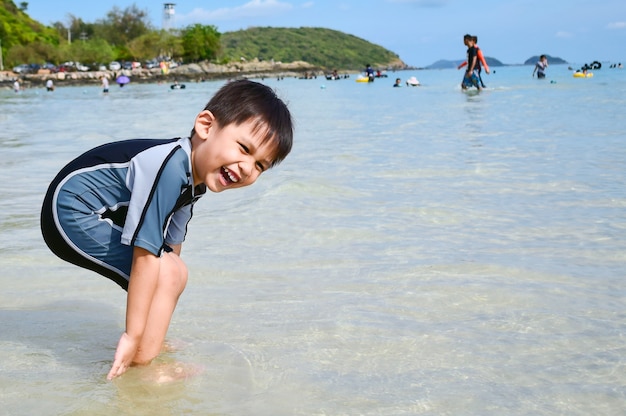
[{"left": 573, "top": 72, "right": 593, "bottom": 78}]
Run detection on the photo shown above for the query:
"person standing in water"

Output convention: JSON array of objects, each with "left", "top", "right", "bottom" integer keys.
[
  {"left": 460, "top": 34, "right": 481, "bottom": 90},
  {"left": 101, "top": 75, "right": 110, "bottom": 94},
  {"left": 533, "top": 55, "right": 549, "bottom": 79},
  {"left": 458, "top": 35, "right": 490, "bottom": 87}
]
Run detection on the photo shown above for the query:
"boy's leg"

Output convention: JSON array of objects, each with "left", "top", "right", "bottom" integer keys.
[{"left": 133, "top": 252, "right": 188, "bottom": 364}]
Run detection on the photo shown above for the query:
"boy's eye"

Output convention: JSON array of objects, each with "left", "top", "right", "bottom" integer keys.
[
  {"left": 239, "top": 143, "right": 249, "bottom": 153},
  {"left": 256, "top": 162, "right": 265, "bottom": 172}
]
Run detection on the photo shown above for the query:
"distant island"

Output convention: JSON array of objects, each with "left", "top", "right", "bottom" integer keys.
[
  {"left": 426, "top": 55, "right": 567, "bottom": 70},
  {"left": 426, "top": 57, "right": 505, "bottom": 70},
  {"left": 523, "top": 55, "right": 568, "bottom": 65}
]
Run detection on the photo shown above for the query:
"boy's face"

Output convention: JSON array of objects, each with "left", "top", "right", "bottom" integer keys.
[{"left": 191, "top": 111, "right": 275, "bottom": 192}]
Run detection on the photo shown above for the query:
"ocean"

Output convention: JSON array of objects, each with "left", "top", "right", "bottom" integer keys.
[{"left": 1, "top": 65, "right": 625, "bottom": 415}]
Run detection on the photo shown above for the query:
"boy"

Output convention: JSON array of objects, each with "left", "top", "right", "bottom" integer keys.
[
  {"left": 458, "top": 35, "right": 490, "bottom": 87},
  {"left": 40, "top": 79, "right": 293, "bottom": 380},
  {"left": 459, "top": 34, "right": 481, "bottom": 90},
  {"left": 533, "top": 55, "right": 548, "bottom": 79}
]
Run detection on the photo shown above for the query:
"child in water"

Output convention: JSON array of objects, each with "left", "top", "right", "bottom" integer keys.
[
  {"left": 533, "top": 55, "right": 549, "bottom": 79},
  {"left": 459, "top": 34, "right": 482, "bottom": 90},
  {"left": 40, "top": 79, "right": 294, "bottom": 380},
  {"left": 457, "top": 35, "right": 490, "bottom": 87}
]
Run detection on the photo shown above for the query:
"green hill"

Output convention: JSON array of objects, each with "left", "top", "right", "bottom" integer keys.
[
  {"left": 219, "top": 27, "right": 405, "bottom": 70},
  {"left": 523, "top": 55, "right": 568, "bottom": 65},
  {"left": 0, "top": 0, "right": 404, "bottom": 71},
  {"left": 0, "top": 0, "right": 59, "bottom": 50}
]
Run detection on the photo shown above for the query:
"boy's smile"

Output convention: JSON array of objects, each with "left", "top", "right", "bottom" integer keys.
[
  {"left": 191, "top": 111, "right": 275, "bottom": 192},
  {"left": 222, "top": 166, "right": 240, "bottom": 185}
]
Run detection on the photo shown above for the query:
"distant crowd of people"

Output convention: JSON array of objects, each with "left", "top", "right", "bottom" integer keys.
[{"left": 8, "top": 43, "right": 623, "bottom": 95}]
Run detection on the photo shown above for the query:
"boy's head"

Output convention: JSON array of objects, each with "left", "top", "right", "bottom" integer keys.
[
  {"left": 191, "top": 79, "right": 293, "bottom": 168},
  {"left": 463, "top": 34, "right": 472, "bottom": 45}
]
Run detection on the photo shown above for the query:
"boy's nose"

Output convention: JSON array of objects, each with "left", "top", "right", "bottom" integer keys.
[{"left": 239, "top": 160, "right": 256, "bottom": 183}]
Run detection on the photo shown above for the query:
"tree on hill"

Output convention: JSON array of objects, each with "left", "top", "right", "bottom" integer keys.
[
  {"left": 181, "top": 24, "right": 221, "bottom": 62},
  {"left": 93, "top": 5, "right": 152, "bottom": 47},
  {"left": 128, "top": 30, "right": 182, "bottom": 62}
]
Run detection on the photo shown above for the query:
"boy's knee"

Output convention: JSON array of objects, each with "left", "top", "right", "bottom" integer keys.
[
  {"left": 178, "top": 263, "right": 188, "bottom": 293},
  {"left": 162, "top": 254, "right": 188, "bottom": 295},
  {"left": 175, "top": 256, "right": 188, "bottom": 290}
]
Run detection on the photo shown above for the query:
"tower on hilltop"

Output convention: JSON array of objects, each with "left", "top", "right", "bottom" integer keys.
[{"left": 163, "top": 3, "right": 176, "bottom": 31}]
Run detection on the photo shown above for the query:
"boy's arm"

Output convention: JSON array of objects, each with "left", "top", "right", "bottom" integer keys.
[
  {"left": 477, "top": 49, "right": 490, "bottom": 74},
  {"left": 126, "top": 247, "right": 161, "bottom": 342},
  {"left": 107, "top": 246, "right": 160, "bottom": 380},
  {"left": 457, "top": 61, "right": 468, "bottom": 70}
]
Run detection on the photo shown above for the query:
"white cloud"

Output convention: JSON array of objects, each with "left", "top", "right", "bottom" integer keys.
[
  {"left": 301, "top": 1, "right": 314, "bottom": 8},
  {"left": 178, "top": 0, "right": 293, "bottom": 24},
  {"left": 556, "top": 31, "right": 574, "bottom": 38},
  {"left": 607, "top": 21, "right": 626, "bottom": 29}
]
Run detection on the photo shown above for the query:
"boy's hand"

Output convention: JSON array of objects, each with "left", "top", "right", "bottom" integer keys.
[{"left": 107, "top": 332, "right": 139, "bottom": 380}]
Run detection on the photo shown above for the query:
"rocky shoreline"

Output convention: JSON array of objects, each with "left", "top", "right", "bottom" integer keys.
[{"left": 0, "top": 59, "right": 371, "bottom": 89}]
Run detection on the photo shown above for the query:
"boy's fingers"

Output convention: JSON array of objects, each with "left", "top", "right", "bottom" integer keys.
[
  {"left": 107, "top": 361, "right": 126, "bottom": 380},
  {"left": 107, "top": 365, "right": 119, "bottom": 380}
]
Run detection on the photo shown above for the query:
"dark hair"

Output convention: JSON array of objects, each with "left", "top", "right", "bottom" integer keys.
[
  {"left": 193, "top": 79, "right": 293, "bottom": 168},
  {"left": 472, "top": 35, "right": 478, "bottom": 42},
  {"left": 463, "top": 34, "right": 472, "bottom": 41}
]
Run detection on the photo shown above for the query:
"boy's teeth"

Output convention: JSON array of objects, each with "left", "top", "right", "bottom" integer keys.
[{"left": 225, "top": 168, "right": 238, "bottom": 183}]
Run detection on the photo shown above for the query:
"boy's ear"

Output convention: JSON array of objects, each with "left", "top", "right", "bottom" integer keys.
[{"left": 193, "top": 110, "right": 216, "bottom": 139}]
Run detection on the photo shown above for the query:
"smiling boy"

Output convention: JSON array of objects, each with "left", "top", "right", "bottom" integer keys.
[{"left": 40, "top": 79, "right": 293, "bottom": 379}]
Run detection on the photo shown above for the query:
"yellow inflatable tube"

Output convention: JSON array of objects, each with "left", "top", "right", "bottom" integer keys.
[{"left": 573, "top": 72, "right": 593, "bottom": 78}]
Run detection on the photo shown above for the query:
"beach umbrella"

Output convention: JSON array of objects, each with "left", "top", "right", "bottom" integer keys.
[{"left": 116, "top": 75, "right": 130, "bottom": 85}]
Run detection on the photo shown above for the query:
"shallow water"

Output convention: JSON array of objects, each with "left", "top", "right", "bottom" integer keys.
[{"left": 1, "top": 66, "right": 625, "bottom": 415}]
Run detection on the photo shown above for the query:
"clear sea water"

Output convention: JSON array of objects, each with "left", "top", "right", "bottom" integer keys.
[{"left": 1, "top": 65, "right": 625, "bottom": 415}]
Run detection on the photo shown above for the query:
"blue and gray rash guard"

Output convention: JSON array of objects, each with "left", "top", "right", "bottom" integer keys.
[{"left": 41, "top": 137, "right": 205, "bottom": 289}]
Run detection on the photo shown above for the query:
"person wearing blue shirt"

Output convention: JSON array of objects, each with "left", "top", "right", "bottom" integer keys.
[{"left": 41, "top": 80, "right": 294, "bottom": 380}]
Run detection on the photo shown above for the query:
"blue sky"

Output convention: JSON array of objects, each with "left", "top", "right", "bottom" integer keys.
[{"left": 24, "top": 0, "right": 626, "bottom": 67}]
